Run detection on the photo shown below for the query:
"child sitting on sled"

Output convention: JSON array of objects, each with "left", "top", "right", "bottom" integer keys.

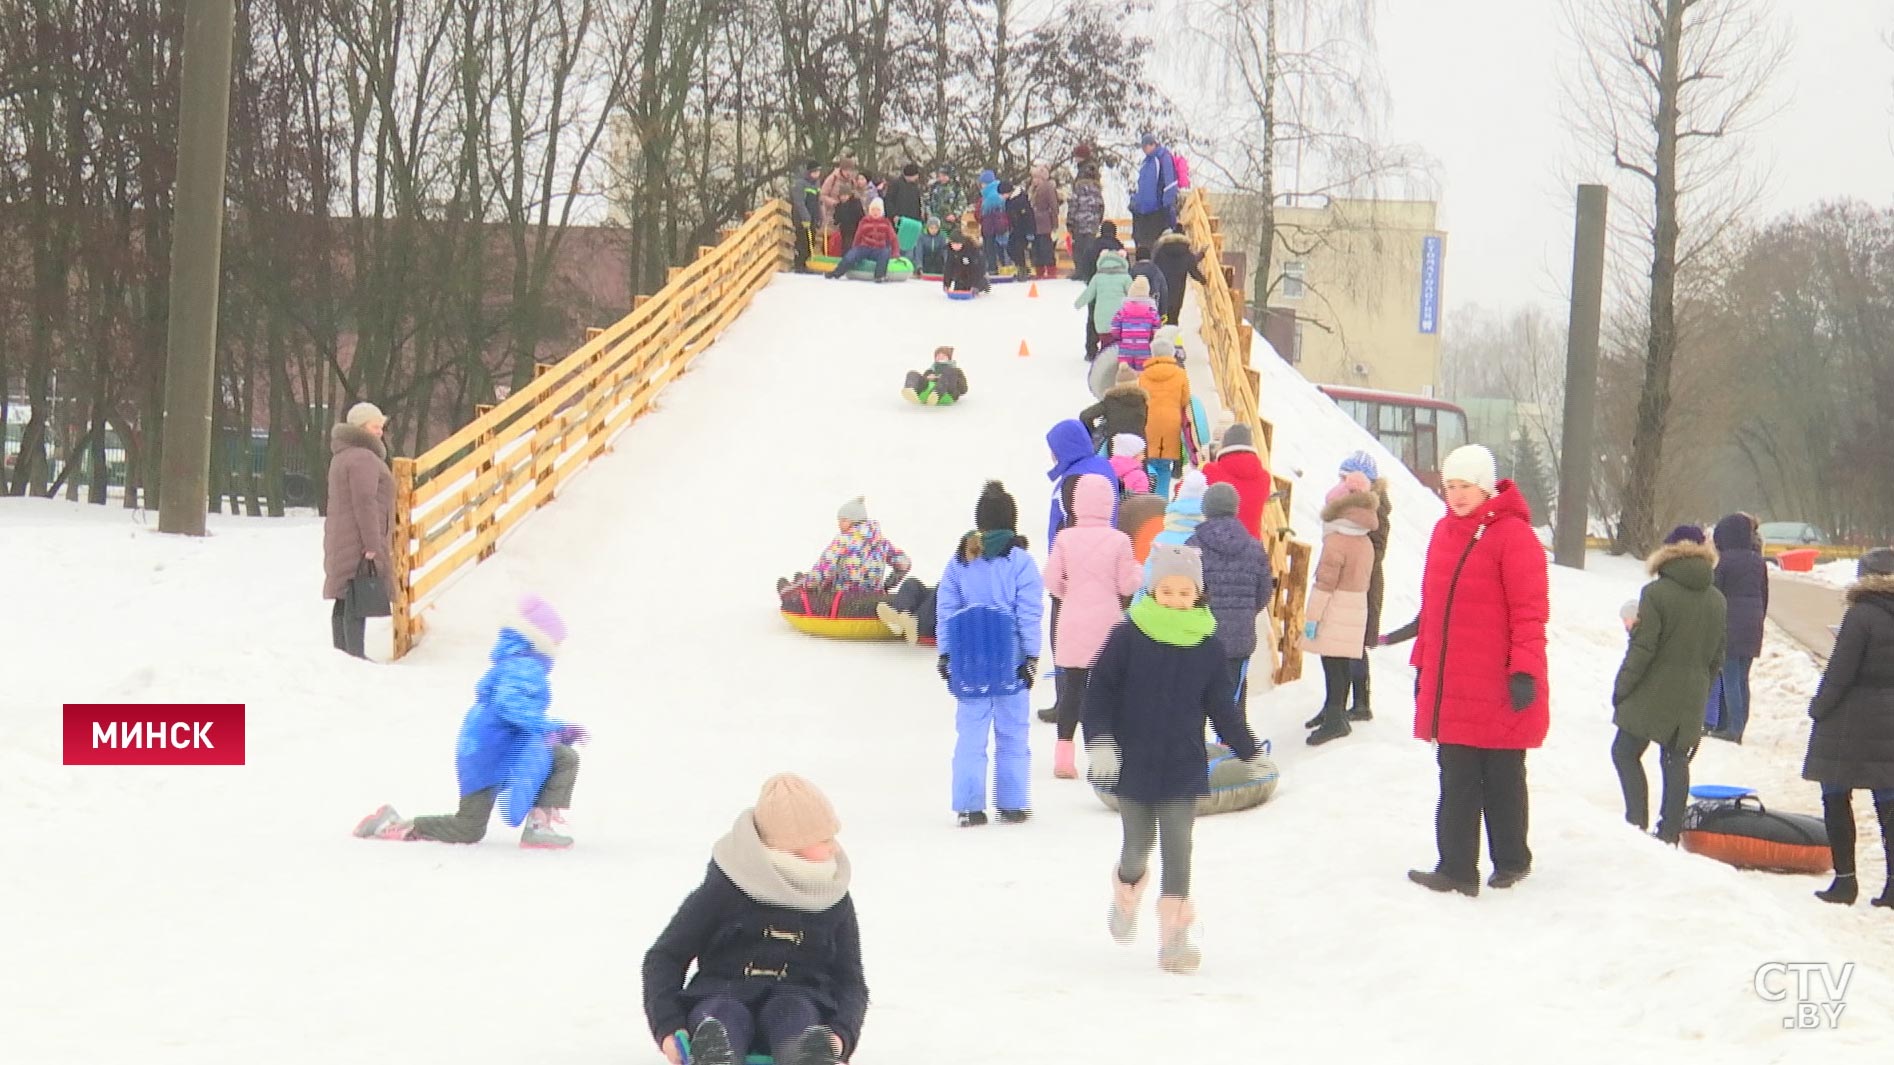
[
  {"left": 778, "top": 498, "right": 913, "bottom": 617},
  {"left": 901, "top": 345, "right": 969, "bottom": 406},
  {"left": 644, "top": 773, "right": 866, "bottom": 1065},
  {"left": 352, "top": 595, "right": 586, "bottom": 849},
  {"left": 943, "top": 219, "right": 990, "bottom": 295}
]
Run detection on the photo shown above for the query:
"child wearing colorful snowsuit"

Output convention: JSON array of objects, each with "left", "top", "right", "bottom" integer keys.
[
  {"left": 1068, "top": 162, "right": 1106, "bottom": 282},
  {"left": 1075, "top": 250, "right": 1134, "bottom": 361},
  {"left": 1046, "top": 418, "right": 1120, "bottom": 550},
  {"left": 353, "top": 595, "right": 585, "bottom": 849},
  {"left": 1190, "top": 483, "right": 1275, "bottom": 719},
  {"left": 1044, "top": 474, "right": 1142, "bottom": 779},
  {"left": 1201, "top": 423, "right": 1272, "bottom": 539},
  {"left": 1112, "top": 277, "right": 1163, "bottom": 370},
  {"left": 1085, "top": 543, "right": 1263, "bottom": 974},
  {"left": 1029, "top": 164, "right": 1062, "bottom": 279},
  {"left": 900, "top": 346, "right": 969, "bottom": 406},
  {"left": 1108, "top": 434, "right": 1152, "bottom": 496},
  {"left": 937, "top": 482, "right": 1045, "bottom": 826},
  {"left": 1137, "top": 342, "right": 1191, "bottom": 498},
  {"left": 1004, "top": 181, "right": 1037, "bottom": 281},
  {"left": 1080, "top": 365, "right": 1149, "bottom": 450},
  {"left": 779, "top": 498, "right": 913, "bottom": 611},
  {"left": 1302, "top": 474, "right": 1382, "bottom": 747},
  {"left": 644, "top": 774, "right": 865, "bottom": 1065}
]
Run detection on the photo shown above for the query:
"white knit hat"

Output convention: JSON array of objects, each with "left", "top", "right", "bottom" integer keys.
[
  {"left": 1112, "top": 433, "right": 1145, "bottom": 456},
  {"left": 1441, "top": 445, "right": 1498, "bottom": 495},
  {"left": 1175, "top": 468, "right": 1208, "bottom": 501},
  {"left": 346, "top": 401, "right": 386, "bottom": 428}
]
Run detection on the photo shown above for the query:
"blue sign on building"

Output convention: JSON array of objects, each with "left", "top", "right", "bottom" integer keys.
[{"left": 1418, "top": 235, "right": 1443, "bottom": 335}]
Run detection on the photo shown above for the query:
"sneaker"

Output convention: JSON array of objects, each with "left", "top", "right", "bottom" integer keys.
[
  {"left": 521, "top": 807, "right": 573, "bottom": 850},
  {"left": 689, "top": 1017, "right": 738, "bottom": 1065},
  {"left": 957, "top": 811, "right": 988, "bottom": 828},
  {"left": 998, "top": 808, "right": 1031, "bottom": 824},
  {"left": 1407, "top": 868, "right": 1479, "bottom": 897},
  {"left": 353, "top": 804, "right": 411, "bottom": 840},
  {"left": 781, "top": 1025, "right": 840, "bottom": 1065}
]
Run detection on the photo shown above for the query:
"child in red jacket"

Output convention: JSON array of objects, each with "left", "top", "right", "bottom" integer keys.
[{"left": 827, "top": 200, "right": 900, "bottom": 282}]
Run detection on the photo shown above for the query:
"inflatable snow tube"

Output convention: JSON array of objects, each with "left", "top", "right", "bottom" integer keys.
[
  {"left": 847, "top": 257, "right": 914, "bottom": 282},
  {"left": 1093, "top": 742, "right": 1278, "bottom": 816},
  {"left": 778, "top": 583, "right": 897, "bottom": 640},
  {"left": 780, "top": 612, "right": 898, "bottom": 639},
  {"left": 1680, "top": 792, "right": 1831, "bottom": 874}
]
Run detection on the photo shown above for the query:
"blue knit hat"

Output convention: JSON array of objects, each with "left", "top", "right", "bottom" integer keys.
[{"left": 1340, "top": 450, "right": 1379, "bottom": 481}]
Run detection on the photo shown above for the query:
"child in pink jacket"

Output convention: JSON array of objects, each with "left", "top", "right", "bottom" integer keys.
[
  {"left": 1043, "top": 473, "right": 1142, "bottom": 779},
  {"left": 1111, "top": 277, "right": 1163, "bottom": 370},
  {"left": 1108, "top": 434, "right": 1152, "bottom": 496}
]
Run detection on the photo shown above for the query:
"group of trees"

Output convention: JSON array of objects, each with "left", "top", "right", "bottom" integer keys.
[{"left": 0, "top": 0, "right": 1160, "bottom": 513}]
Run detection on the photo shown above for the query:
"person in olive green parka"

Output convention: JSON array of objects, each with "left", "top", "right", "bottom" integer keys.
[{"left": 1610, "top": 525, "right": 1728, "bottom": 843}]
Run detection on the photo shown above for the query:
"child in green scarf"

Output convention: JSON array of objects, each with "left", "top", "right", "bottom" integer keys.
[{"left": 1082, "top": 543, "right": 1264, "bottom": 974}]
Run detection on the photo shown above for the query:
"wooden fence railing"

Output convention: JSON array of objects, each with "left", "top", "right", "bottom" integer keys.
[
  {"left": 387, "top": 200, "right": 793, "bottom": 657},
  {"left": 1177, "top": 190, "right": 1312, "bottom": 684}
]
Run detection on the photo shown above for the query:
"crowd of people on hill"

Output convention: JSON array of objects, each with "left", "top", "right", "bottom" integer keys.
[{"left": 317, "top": 127, "right": 1894, "bottom": 1065}]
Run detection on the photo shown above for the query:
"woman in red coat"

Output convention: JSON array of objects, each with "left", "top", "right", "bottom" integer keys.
[
  {"left": 1406, "top": 445, "right": 1549, "bottom": 898},
  {"left": 1201, "top": 423, "right": 1271, "bottom": 539}
]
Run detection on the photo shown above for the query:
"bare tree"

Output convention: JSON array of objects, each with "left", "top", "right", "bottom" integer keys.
[{"left": 1565, "top": 0, "right": 1785, "bottom": 556}]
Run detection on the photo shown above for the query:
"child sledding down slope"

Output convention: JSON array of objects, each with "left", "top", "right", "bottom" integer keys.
[
  {"left": 901, "top": 346, "right": 968, "bottom": 406},
  {"left": 353, "top": 595, "right": 586, "bottom": 848},
  {"left": 779, "top": 498, "right": 913, "bottom": 617},
  {"left": 1084, "top": 543, "right": 1264, "bottom": 974},
  {"left": 943, "top": 220, "right": 990, "bottom": 294},
  {"left": 644, "top": 773, "right": 866, "bottom": 1065}
]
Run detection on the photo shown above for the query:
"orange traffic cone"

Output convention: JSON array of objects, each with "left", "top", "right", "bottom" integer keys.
[
  {"left": 1018, "top": 340, "right": 1031, "bottom": 358},
  {"left": 1027, "top": 282, "right": 1040, "bottom": 299}
]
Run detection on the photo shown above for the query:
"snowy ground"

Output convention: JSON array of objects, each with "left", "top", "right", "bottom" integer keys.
[
  {"left": 1801, "top": 558, "right": 1862, "bottom": 590},
  {"left": 4, "top": 273, "right": 1892, "bottom": 1064}
]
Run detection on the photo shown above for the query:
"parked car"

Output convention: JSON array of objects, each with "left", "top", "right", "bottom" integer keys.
[{"left": 1757, "top": 521, "right": 1828, "bottom": 548}]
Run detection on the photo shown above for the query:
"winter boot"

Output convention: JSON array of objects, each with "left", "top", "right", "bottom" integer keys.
[
  {"left": 1488, "top": 864, "right": 1531, "bottom": 890},
  {"left": 781, "top": 1025, "right": 841, "bottom": 1065},
  {"left": 1306, "top": 697, "right": 1352, "bottom": 746},
  {"left": 998, "top": 808, "right": 1031, "bottom": 824},
  {"left": 689, "top": 1017, "right": 738, "bottom": 1065},
  {"left": 1038, "top": 705, "right": 1059, "bottom": 723},
  {"left": 521, "top": 807, "right": 573, "bottom": 850},
  {"left": 1053, "top": 739, "right": 1079, "bottom": 779},
  {"left": 957, "top": 810, "right": 988, "bottom": 828},
  {"left": 1817, "top": 792, "right": 1858, "bottom": 904},
  {"left": 1407, "top": 868, "right": 1479, "bottom": 897},
  {"left": 1346, "top": 659, "right": 1373, "bottom": 722},
  {"left": 352, "top": 804, "right": 413, "bottom": 841},
  {"left": 1155, "top": 896, "right": 1201, "bottom": 973},
  {"left": 1108, "top": 870, "right": 1150, "bottom": 944},
  {"left": 1874, "top": 801, "right": 1894, "bottom": 909},
  {"left": 876, "top": 601, "right": 919, "bottom": 644}
]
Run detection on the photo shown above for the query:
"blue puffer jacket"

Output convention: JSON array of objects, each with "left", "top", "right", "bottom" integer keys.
[
  {"left": 1131, "top": 146, "right": 1178, "bottom": 216},
  {"left": 1047, "top": 419, "right": 1118, "bottom": 548},
  {"left": 937, "top": 544, "right": 1045, "bottom": 695},
  {"left": 1189, "top": 515, "right": 1275, "bottom": 658},
  {"left": 1712, "top": 514, "right": 1769, "bottom": 660},
  {"left": 455, "top": 628, "right": 570, "bottom": 826}
]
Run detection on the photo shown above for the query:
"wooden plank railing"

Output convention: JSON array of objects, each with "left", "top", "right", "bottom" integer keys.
[
  {"left": 387, "top": 199, "right": 793, "bottom": 657},
  {"left": 1177, "top": 190, "right": 1312, "bottom": 684}
]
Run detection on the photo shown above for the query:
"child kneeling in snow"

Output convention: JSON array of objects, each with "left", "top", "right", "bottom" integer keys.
[
  {"left": 900, "top": 345, "right": 969, "bottom": 406},
  {"left": 353, "top": 595, "right": 586, "bottom": 849},
  {"left": 1084, "top": 544, "right": 1263, "bottom": 974},
  {"left": 644, "top": 774, "right": 867, "bottom": 1065}
]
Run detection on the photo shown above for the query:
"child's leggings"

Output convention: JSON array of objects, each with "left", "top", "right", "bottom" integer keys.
[
  {"left": 409, "top": 744, "right": 579, "bottom": 843},
  {"left": 1052, "top": 667, "right": 1090, "bottom": 741},
  {"left": 689, "top": 987, "right": 820, "bottom": 1059},
  {"left": 1118, "top": 798, "right": 1196, "bottom": 897}
]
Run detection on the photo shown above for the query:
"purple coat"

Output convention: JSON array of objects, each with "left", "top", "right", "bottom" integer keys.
[
  {"left": 1712, "top": 514, "right": 1769, "bottom": 659},
  {"left": 1046, "top": 419, "right": 1117, "bottom": 548},
  {"left": 1188, "top": 516, "right": 1274, "bottom": 659}
]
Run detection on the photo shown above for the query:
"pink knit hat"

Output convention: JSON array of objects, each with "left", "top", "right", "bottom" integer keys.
[
  {"left": 514, "top": 594, "right": 567, "bottom": 656},
  {"left": 753, "top": 773, "right": 841, "bottom": 851}
]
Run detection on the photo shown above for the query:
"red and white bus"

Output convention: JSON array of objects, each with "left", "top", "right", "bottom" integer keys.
[{"left": 1315, "top": 385, "right": 1469, "bottom": 494}]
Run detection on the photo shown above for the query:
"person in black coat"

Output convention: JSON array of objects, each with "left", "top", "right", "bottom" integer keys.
[
  {"left": 1003, "top": 181, "right": 1036, "bottom": 281},
  {"left": 1708, "top": 512, "right": 1769, "bottom": 741},
  {"left": 1084, "top": 544, "right": 1262, "bottom": 974},
  {"left": 644, "top": 774, "right": 867, "bottom": 1065},
  {"left": 1128, "top": 248, "right": 1168, "bottom": 315},
  {"left": 790, "top": 160, "right": 823, "bottom": 273},
  {"left": 942, "top": 228, "right": 989, "bottom": 294},
  {"left": 1803, "top": 548, "right": 1894, "bottom": 909},
  {"left": 884, "top": 163, "right": 925, "bottom": 226},
  {"left": 1150, "top": 229, "right": 1207, "bottom": 325},
  {"left": 833, "top": 190, "right": 865, "bottom": 255},
  {"left": 1087, "top": 219, "right": 1126, "bottom": 278}
]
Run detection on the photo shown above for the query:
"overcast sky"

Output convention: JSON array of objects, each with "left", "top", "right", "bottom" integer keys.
[{"left": 1138, "top": 1, "right": 1894, "bottom": 319}]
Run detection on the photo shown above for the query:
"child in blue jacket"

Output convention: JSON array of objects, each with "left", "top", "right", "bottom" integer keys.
[
  {"left": 937, "top": 481, "right": 1045, "bottom": 827},
  {"left": 353, "top": 594, "right": 587, "bottom": 848}
]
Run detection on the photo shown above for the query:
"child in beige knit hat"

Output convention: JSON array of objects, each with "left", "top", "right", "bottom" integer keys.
[{"left": 645, "top": 774, "right": 867, "bottom": 1065}]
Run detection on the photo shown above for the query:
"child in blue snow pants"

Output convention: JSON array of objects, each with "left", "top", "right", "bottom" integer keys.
[{"left": 953, "top": 693, "right": 1032, "bottom": 816}]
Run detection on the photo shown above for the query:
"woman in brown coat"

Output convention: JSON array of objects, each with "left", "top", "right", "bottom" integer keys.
[
  {"left": 324, "top": 402, "right": 396, "bottom": 658},
  {"left": 1302, "top": 473, "right": 1381, "bottom": 745}
]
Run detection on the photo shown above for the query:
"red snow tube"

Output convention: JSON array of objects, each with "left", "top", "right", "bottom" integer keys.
[
  {"left": 1777, "top": 548, "right": 1819, "bottom": 573},
  {"left": 1680, "top": 795, "right": 1831, "bottom": 874}
]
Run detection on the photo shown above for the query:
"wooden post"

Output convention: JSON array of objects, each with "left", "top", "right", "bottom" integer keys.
[
  {"left": 585, "top": 327, "right": 605, "bottom": 341},
  {"left": 475, "top": 411, "right": 498, "bottom": 561},
  {"left": 391, "top": 457, "right": 416, "bottom": 658}
]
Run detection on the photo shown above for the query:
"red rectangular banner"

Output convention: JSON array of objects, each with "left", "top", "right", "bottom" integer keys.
[{"left": 63, "top": 704, "right": 246, "bottom": 766}]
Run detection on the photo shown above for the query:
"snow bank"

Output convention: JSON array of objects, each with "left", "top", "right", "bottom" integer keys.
[{"left": 4, "top": 279, "right": 1893, "bottom": 1064}]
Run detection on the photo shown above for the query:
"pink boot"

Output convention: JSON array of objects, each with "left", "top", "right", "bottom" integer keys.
[
  {"left": 1054, "top": 740, "right": 1078, "bottom": 779},
  {"left": 1156, "top": 896, "right": 1201, "bottom": 973},
  {"left": 1108, "top": 870, "right": 1150, "bottom": 943}
]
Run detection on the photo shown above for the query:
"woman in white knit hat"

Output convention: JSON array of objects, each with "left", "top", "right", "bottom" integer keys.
[
  {"left": 322, "top": 401, "right": 394, "bottom": 658},
  {"left": 1405, "top": 444, "right": 1550, "bottom": 898}
]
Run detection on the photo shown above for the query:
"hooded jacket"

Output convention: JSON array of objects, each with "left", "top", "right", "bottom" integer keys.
[
  {"left": 809, "top": 519, "right": 912, "bottom": 593},
  {"left": 1075, "top": 251, "right": 1134, "bottom": 330},
  {"left": 1137, "top": 354, "right": 1191, "bottom": 461},
  {"left": 912, "top": 222, "right": 949, "bottom": 274},
  {"left": 1112, "top": 297, "right": 1163, "bottom": 365},
  {"left": 1046, "top": 419, "right": 1119, "bottom": 548},
  {"left": 454, "top": 629, "right": 572, "bottom": 824},
  {"left": 1044, "top": 474, "right": 1142, "bottom": 668},
  {"left": 1190, "top": 516, "right": 1274, "bottom": 658},
  {"left": 1068, "top": 176, "right": 1104, "bottom": 236},
  {"left": 642, "top": 812, "right": 866, "bottom": 1058},
  {"left": 1611, "top": 540, "right": 1728, "bottom": 749},
  {"left": 1079, "top": 382, "right": 1149, "bottom": 447},
  {"left": 1410, "top": 480, "right": 1550, "bottom": 749},
  {"left": 1712, "top": 513, "right": 1769, "bottom": 660},
  {"left": 1131, "top": 145, "right": 1179, "bottom": 216},
  {"left": 1030, "top": 174, "right": 1061, "bottom": 235},
  {"left": 1108, "top": 454, "right": 1151, "bottom": 496},
  {"left": 1201, "top": 445, "right": 1271, "bottom": 540},
  {"left": 937, "top": 538, "right": 1045, "bottom": 690},
  {"left": 1304, "top": 490, "right": 1381, "bottom": 659},
  {"left": 1151, "top": 231, "right": 1207, "bottom": 305},
  {"left": 1803, "top": 574, "right": 1894, "bottom": 789},
  {"left": 323, "top": 422, "right": 396, "bottom": 599}
]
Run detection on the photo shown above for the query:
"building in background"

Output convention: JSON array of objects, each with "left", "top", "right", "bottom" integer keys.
[{"left": 1214, "top": 195, "right": 1447, "bottom": 397}]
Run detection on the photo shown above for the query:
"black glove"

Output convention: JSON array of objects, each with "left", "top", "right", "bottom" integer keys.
[
  {"left": 937, "top": 655, "right": 952, "bottom": 683},
  {"left": 1018, "top": 657, "right": 1039, "bottom": 688},
  {"left": 1508, "top": 673, "right": 1536, "bottom": 713}
]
